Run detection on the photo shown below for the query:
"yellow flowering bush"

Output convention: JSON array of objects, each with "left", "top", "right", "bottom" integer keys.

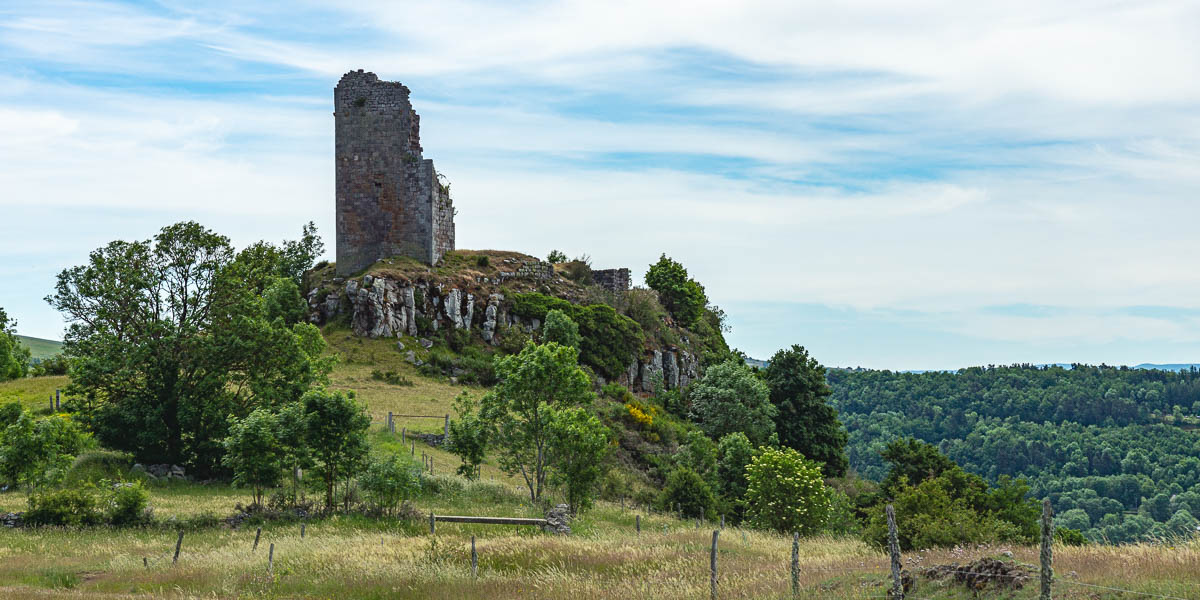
[{"left": 624, "top": 401, "right": 656, "bottom": 428}]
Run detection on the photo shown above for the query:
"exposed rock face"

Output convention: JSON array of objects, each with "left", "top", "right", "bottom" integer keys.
[{"left": 310, "top": 273, "right": 705, "bottom": 393}]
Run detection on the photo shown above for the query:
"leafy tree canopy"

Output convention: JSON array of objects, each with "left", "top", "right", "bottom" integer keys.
[
  {"left": 687, "top": 360, "right": 776, "bottom": 444},
  {"left": 644, "top": 254, "right": 707, "bottom": 328},
  {"left": 763, "top": 344, "right": 848, "bottom": 477}
]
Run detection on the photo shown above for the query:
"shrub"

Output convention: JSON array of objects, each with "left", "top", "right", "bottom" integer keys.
[
  {"left": 745, "top": 447, "right": 831, "bottom": 535},
  {"left": 542, "top": 309, "right": 581, "bottom": 350},
  {"left": 359, "top": 454, "right": 420, "bottom": 515},
  {"left": 644, "top": 254, "right": 707, "bottom": 328},
  {"left": 625, "top": 401, "right": 655, "bottom": 428},
  {"left": 106, "top": 481, "right": 150, "bottom": 525},
  {"left": 1055, "top": 527, "right": 1088, "bottom": 546},
  {"left": 371, "top": 369, "right": 414, "bottom": 386},
  {"left": 658, "top": 467, "right": 716, "bottom": 520},
  {"left": 510, "top": 293, "right": 642, "bottom": 379},
  {"left": 546, "top": 250, "right": 567, "bottom": 263},
  {"left": 63, "top": 450, "right": 135, "bottom": 485},
  {"left": 563, "top": 259, "right": 592, "bottom": 284},
  {"left": 601, "top": 383, "right": 634, "bottom": 403},
  {"left": 25, "top": 486, "right": 104, "bottom": 527},
  {"left": 475, "top": 255, "right": 490, "bottom": 268}
]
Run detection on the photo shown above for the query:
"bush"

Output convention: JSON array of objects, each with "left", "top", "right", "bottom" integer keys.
[
  {"left": 25, "top": 486, "right": 104, "bottom": 527},
  {"left": 745, "top": 447, "right": 831, "bottom": 535},
  {"left": 542, "top": 309, "right": 581, "bottom": 350},
  {"left": 658, "top": 467, "right": 716, "bottom": 520},
  {"left": 511, "top": 293, "right": 642, "bottom": 379},
  {"left": 371, "top": 369, "right": 414, "bottom": 386},
  {"left": 687, "top": 360, "right": 776, "bottom": 445},
  {"left": 644, "top": 254, "right": 707, "bottom": 328},
  {"left": 106, "top": 481, "right": 150, "bottom": 525},
  {"left": 1055, "top": 527, "right": 1088, "bottom": 546},
  {"left": 360, "top": 454, "right": 420, "bottom": 515},
  {"left": 563, "top": 259, "right": 591, "bottom": 284},
  {"left": 63, "top": 450, "right": 135, "bottom": 485},
  {"left": 601, "top": 383, "right": 635, "bottom": 403},
  {"left": 547, "top": 250, "right": 567, "bottom": 263},
  {"left": 476, "top": 255, "right": 490, "bottom": 268}
]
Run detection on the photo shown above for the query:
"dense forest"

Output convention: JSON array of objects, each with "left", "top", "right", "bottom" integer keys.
[{"left": 828, "top": 365, "right": 1200, "bottom": 543}]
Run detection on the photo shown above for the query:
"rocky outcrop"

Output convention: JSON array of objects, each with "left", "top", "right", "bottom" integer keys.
[{"left": 309, "top": 273, "right": 705, "bottom": 393}]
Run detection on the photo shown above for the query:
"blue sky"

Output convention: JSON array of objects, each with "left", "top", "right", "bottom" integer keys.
[{"left": 2, "top": 0, "right": 1200, "bottom": 370}]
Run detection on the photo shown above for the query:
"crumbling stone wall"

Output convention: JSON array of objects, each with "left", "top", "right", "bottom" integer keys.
[
  {"left": 592, "top": 268, "right": 631, "bottom": 292},
  {"left": 334, "top": 70, "right": 455, "bottom": 275}
]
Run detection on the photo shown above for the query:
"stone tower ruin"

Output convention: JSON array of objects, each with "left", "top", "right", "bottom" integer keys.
[{"left": 335, "top": 70, "right": 455, "bottom": 276}]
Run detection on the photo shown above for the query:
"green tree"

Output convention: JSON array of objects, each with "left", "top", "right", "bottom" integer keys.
[
  {"left": 46, "top": 221, "right": 332, "bottom": 475},
  {"left": 745, "top": 446, "right": 831, "bottom": 535},
  {"left": 263, "top": 277, "right": 307, "bottom": 325},
  {"left": 546, "top": 250, "right": 567, "bottom": 264},
  {"left": 546, "top": 406, "right": 611, "bottom": 513},
  {"left": 447, "top": 392, "right": 491, "bottom": 480},
  {"left": 480, "top": 341, "right": 592, "bottom": 502},
  {"left": 275, "top": 401, "right": 311, "bottom": 502},
  {"left": 680, "top": 429, "right": 718, "bottom": 488},
  {"left": 763, "top": 345, "right": 848, "bottom": 477},
  {"left": 717, "top": 432, "right": 755, "bottom": 502},
  {"left": 659, "top": 466, "right": 717, "bottom": 520},
  {"left": 303, "top": 389, "right": 371, "bottom": 510},
  {"left": 541, "top": 309, "right": 582, "bottom": 350},
  {"left": 359, "top": 453, "right": 420, "bottom": 515},
  {"left": 687, "top": 360, "right": 776, "bottom": 444},
  {"left": 0, "top": 308, "right": 31, "bottom": 381},
  {"left": 879, "top": 438, "right": 957, "bottom": 498},
  {"left": 644, "top": 254, "right": 707, "bottom": 328},
  {"left": 222, "top": 408, "right": 283, "bottom": 506},
  {"left": 0, "top": 411, "right": 92, "bottom": 489}
]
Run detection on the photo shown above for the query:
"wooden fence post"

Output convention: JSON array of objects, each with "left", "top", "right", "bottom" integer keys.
[
  {"left": 429, "top": 512, "right": 436, "bottom": 535},
  {"left": 253, "top": 527, "right": 261, "bottom": 550},
  {"left": 172, "top": 531, "right": 184, "bottom": 565},
  {"left": 636, "top": 514, "right": 641, "bottom": 535},
  {"left": 791, "top": 531, "right": 800, "bottom": 598},
  {"left": 387, "top": 412, "right": 393, "bottom": 432},
  {"left": 55, "top": 389, "right": 60, "bottom": 410},
  {"left": 49, "top": 395, "right": 53, "bottom": 412},
  {"left": 886, "top": 505, "right": 903, "bottom": 600},
  {"left": 268, "top": 543, "right": 274, "bottom": 574},
  {"left": 471, "top": 535, "right": 478, "bottom": 579},
  {"left": 411, "top": 442, "right": 415, "bottom": 457},
  {"left": 402, "top": 427, "right": 406, "bottom": 444},
  {"left": 143, "top": 557, "right": 148, "bottom": 569},
  {"left": 301, "top": 523, "right": 306, "bottom": 538},
  {"left": 720, "top": 514, "right": 725, "bottom": 529},
  {"left": 710, "top": 530, "right": 720, "bottom": 600},
  {"left": 444, "top": 414, "right": 449, "bottom": 437},
  {"left": 1041, "top": 499, "right": 1053, "bottom": 600}
]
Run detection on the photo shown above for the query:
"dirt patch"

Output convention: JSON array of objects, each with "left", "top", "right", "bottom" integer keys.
[{"left": 921, "top": 557, "right": 1034, "bottom": 591}]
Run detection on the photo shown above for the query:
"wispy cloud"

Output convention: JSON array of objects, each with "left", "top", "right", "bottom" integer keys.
[{"left": 2, "top": 0, "right": 1199, "bottom": 368}]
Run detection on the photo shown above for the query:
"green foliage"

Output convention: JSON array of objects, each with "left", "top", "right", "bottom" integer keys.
[
  {"left": 546, "top": 250, "right": 567, "bottom": 263},
  {"left": 622, "top": 288, "right": 669, "bottom": 339},
  {"left": 716, "top": 432, "right": 754, "bottom": 504},
  {"left": 745, "top": 447, "right": 831, "bottom": 535},
  {"left": 30, "top": 354, "right": 70, "bottom": 377},
  {"left": 510, "top": 293, "right": 642, "bottom": 379},
  {"left": 0, "top": 308, "right": 31, "bottom": 382},
  {"left": 829, "top": 364, "right": 1200, "bottom": 542},
  {"left": 222, "top": 408, "right": 284, "bottom": 506},
  {"left": 0, "top": 410, "right": 93, "bottom": 489},
  {"left": 303, "top": 389, "right": 371, "bottom": 510},
  {"left": 541, "top": 309, "right": 581, "bottom": 350},
  {"left": 264, "top": 277, "right": 307, "bottom": 325},
  {"left": 763, "top": 345, "right": 848, "bottom": 477},
  {"left": 46, "top": 221, "right": 333, "bottom": 476},
  {"left": 359, "top": 453, "right": 420, "bottom": 515},
  {"left": 24, "top": 481, "right": 148, "bottom": 527},
  {"left": 644, "top": 254, "right": 707, "bottom": 328},
  {"left": 480, "top": 341, "right": 593, "bottom": 502},
  {"left": 861, "top": 439, "right": 1039, "bottom": 550},
  {"left": 475, "top": 255, "right": 490, "bottom": 268},
  {"left": 63, "top": 450, "right": 134, "bottom": 485},
  {"left": 563, "top": 259, "right": 592, "bottom": 284},
  {"left": 679, "top": 430, "right": 717, "bottom": 488},
  {"left": 659, "top": 467, "right": 716, "bottom": 520},
  {"left": 546, "top": 405, "right": 611, "bottom": 513},
  {"left": 0, "top": 402, "right": 21, "bottom": 428},
  {"left": 106, "top": 481, "right": 150, "bottom": 525},
  {"left": 370, "top": 369, "right": 414, "bottom": 386},
  {"left": 687, "top": 360, "right": 776, "bottom": 444},
  {"left": 447, "top": 392, "right": 491, "bottom": 480},
  {"left": 1055, "top": 527, "right": 1089, "bottom": 546},
  {"left": 25, "top": 486, "right": 104, "bottom": 527}
]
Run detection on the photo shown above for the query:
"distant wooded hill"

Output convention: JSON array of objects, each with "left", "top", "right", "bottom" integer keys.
[{"left": 828, "top": 364, "right": 1200, "bottom": 543}]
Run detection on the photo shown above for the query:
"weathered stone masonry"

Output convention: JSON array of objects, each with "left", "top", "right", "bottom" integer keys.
[{"left": 335, "top": 70, "right": 455, "bottom": 275}]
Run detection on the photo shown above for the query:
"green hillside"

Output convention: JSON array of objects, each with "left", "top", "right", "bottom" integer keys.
[{"left": 15, "top": 335, "right": 63, "bottom": 361}]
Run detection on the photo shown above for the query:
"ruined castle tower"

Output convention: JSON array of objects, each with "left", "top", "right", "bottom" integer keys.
[{"left": 335, "top": 70, "right": 455, "bottom": 275}]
